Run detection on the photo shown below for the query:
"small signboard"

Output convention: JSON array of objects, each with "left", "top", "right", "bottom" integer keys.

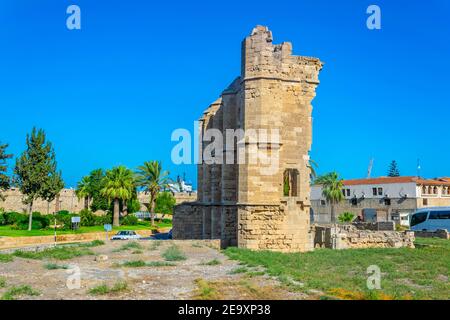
[
  {"left": 104, "top": 224, "right": 112, "bottom": 241},
  {"left": 71, "top": 216, "right": 81, "bottom": 230},
  {"left": 71, "top": 217, "right": 81, "bottom": 223}
]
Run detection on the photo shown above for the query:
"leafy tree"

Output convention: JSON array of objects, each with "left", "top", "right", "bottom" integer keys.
[
  {"left": 387, "top": 160, "right": 400, "bottom": 177},
  {"left": 135, "top": 161, "right": 169, "bottom": 226},
  {"left": 41, "top": 171, "right": 64, "bottom": 214},
  {"left": 76, "top": 176, "right": 91, "bottom": 210},
  {"left": 14, "top": 128, "right": 62, "bottom": 230},
  {"left": 101, "top": 166, "right": 135, "bottom": 227},
  {"left": 155, "top": 191, "right": 176, "bottom": 220},
  {"left": 0, "top": 142, "right": 13, "bottom": 201},
  {"left": 338, "top": 212, "right": 355, "bottom": 223},
  {"left": 87, "top": 169, "right": 109, "bottom": 212},
  {"left": 315, "top": 172, "right": 344, "bottom": 223}
]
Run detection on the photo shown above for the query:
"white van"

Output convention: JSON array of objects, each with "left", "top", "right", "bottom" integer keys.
[{"left": 410, "top": 207, "right": 450, "bottom": 231}]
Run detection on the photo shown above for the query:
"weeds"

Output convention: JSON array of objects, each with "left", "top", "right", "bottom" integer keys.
[
  {"left": 89, "top": 281, "right": 128, "bottom": 295},
  {"left": 162, "top": 245, "right": 186, "bottom": 261},
  {"left": 43, "top": 262, "right": 69, "bottom": 270},
  {"left": 1, "top": 285, "right": 40, "bottom": 300}
]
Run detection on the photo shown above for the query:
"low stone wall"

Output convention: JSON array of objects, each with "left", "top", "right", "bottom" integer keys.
[
  {"left": 352, "top": 221, "right": 395, "bottom": 231},
  {"left": 414, "top": 229, "right": 449, "bottom": 240},
  {"left": 312, "top": 224, "right": 415, "bottom": 249},
  {"left": 0, "top": 230, "right": 154, "bottom": 250}
]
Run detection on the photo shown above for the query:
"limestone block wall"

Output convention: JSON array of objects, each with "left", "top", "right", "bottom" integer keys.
[
  {"left": 1, "top": 189, "right": 197, "bottom": 214},
  {"left": 238, "top": 201, "right": 312, "bottom": 252},
  {"left": 312, "top": 224, "right": 415, "bottom": 249}
]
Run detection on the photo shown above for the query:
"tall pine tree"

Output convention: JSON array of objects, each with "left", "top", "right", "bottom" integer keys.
[
  {"left": 0, "top": 142, "right": 13, "bottom": 201},
  {"left": 14, "top": 128, "right": 63, "bottom": 230},
  {"left": 387, "top": 160, "right": 400, "bottom": 177}
]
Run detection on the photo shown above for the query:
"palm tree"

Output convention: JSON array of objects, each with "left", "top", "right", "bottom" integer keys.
[
  {"left": 307, "top": 159, "right": 319, "bottom": 182},
  {"left": 315, "top": 172, "right": 344, "bottom": 223},
  {"left": 135, "top": 161, "right": 169, "bottom": 226},
  {"left": 101, "top": 166, "right": 135, "bottom": 227},
  {"left": 75, "top": 176, "right": 91, "bottom": 210}
]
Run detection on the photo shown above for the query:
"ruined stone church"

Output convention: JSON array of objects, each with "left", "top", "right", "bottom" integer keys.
[{"left": 173, "top": 26, "right": 323, "bottom": 252}]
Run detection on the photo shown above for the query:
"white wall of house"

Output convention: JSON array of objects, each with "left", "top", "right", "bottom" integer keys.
[{"left": 311, "top": 182, "right": 418, "bottom": 200}]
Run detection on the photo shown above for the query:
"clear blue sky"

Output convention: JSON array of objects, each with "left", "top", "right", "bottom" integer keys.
[{"left": 1, "top": 0, "right": 449, "bottom": 188}]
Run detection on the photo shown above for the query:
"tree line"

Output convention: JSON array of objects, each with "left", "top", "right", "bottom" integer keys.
[{"left": 0, "top": 128, "right": 176, "bottom": 231}]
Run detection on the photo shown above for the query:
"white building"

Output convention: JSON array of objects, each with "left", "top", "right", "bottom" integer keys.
[{"left": 311, "top": 176, "right": 450, "bottom": 225}]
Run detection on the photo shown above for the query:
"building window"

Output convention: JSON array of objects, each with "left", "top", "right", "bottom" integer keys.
[
  {"left": 320, "top": 200, "right": 326, "bottom": 206},
  {"left": 433, "top": 186, "right": 438, "bottom": 195},
  {"left": 378, "top": 188, "right": 383, "bottom": 196},
  {"left": 372, "top": 188, "right": 377, "bottom": 196},
  {"left": 384, "top": 198, "right": 391, "bottom": 206},
  {"left": 346, "top": 189, "right": 351, "bottom": 197},
  {"left": 423, "top": 199, "right": 428, "bottom": 206},
  {"left": 351, "top": 197, "right": 358, "bottom": 206},
  {"left": 283, "top": 169, "right": 299, "bottom": 197},
  {"left": 342, "top": 189, "right": 346, "bottom": 197}
]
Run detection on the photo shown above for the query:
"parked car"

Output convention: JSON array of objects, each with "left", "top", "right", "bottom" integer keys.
[
  {"left": 410, "top": 207, "right": 450, "bottom": 232},
  {"left": 111, "top": 230, "right": 142, "bottom": 240}
]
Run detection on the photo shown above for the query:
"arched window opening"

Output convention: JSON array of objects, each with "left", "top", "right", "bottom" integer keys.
[{"left": 283, "top": 169, "right": 299, "bottom": 197}]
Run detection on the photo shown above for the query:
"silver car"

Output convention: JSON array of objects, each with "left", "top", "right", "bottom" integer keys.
[{"left": 111, "top": 230, "right": 142, "bottom": 240}]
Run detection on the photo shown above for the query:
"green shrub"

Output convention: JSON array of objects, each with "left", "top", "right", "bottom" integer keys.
[
  {"left": 121, "top": 214, "right": 138, "bottom": 226},
  {"left": 95, "top": 214, "right": 112, "bottom": 226},
  {"left": 80, "top": 209, "right": 96, "bottom": 226},
  {"left": 0, "top": 277, "right": 6, "bottom": 288},
  {"left": 0, "top": 213, "right": 6, "bottom": 225},
  {"left": 57, "top": 210, "right": 70, "bottom": 216},
  {"left": 338, "top": 212, "right": 355, "bottom": 223}
]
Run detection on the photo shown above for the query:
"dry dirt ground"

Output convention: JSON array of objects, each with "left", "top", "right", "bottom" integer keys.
[{"left": 0, "top": 240, "right": 309, "bottom": 300}]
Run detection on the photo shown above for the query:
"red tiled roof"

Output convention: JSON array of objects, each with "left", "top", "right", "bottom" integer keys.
[
  {"left": 341, "top": 176, "right": 450, "bottom": 186},
  {"left": 342, "top": 176, "right": 417, "bottom": 186}
]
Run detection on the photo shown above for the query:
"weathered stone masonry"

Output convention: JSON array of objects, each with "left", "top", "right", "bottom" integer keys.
[{"left": 173, "top": 26, "right": 323, "bottom": 252}]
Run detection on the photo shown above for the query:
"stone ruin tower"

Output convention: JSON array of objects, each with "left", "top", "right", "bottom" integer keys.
[{"left": 173, "top": 26, "right": 323, "bottom": 252}]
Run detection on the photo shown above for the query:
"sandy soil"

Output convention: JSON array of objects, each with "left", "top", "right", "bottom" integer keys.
[{"left": 0, "top": 240, "right": 308, "bottom": 300}]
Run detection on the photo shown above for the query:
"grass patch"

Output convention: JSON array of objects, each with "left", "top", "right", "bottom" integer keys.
[
  {"left": 0, "top": 221, "right": 171, "bottom": 237},
  {"left": 201, "top": 259, "right": 221, "bottom": 266},
  {"left": 13, "top": 245, "right": 94, "bottom": 260},
  {"left": 149, "top": 240, "right": 162, "bottom": 250},
  {"left": 89, "top": 281, "right": 128, "bottom": 296},
  {"left": 0, "top": 277, "right": 6, "bottom": 288},
  {"left": 122, "top": 260, "right": 147, "bottom": 268},
  {"left": 43, "top": 262, "right": 69, "bottom": 270},
  {"left": 80, "top": 240, "right": 105, "bottom": 247},
  {"left": 194, "top": 279, "right": 222, "bottom": 300},
  {"left": 120, "top": 260, "right": 176, "bottom": 268},
  {"left": 162, "top": 245, "right": 186, "bottom": 261},
  {"left": 1, "top": 285, "right": 40, "bottom": 300},
  {"left": 132, "top": 250, "right": 143, "bottom": 254},
  {"left": 229, "top": 266, "right": 248, "bottom": 274},
  {"left": 114, "top": 241, "right": 143, "bottom": 252},
  {"left": 0, "top": 253, "right": 13, "bottom": 263},
  {"left": 146, "top": 261, "right": 176, "bottom": 267},
  {"left": 224, "top": 237, "right": 450, "bottom": 300}
]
